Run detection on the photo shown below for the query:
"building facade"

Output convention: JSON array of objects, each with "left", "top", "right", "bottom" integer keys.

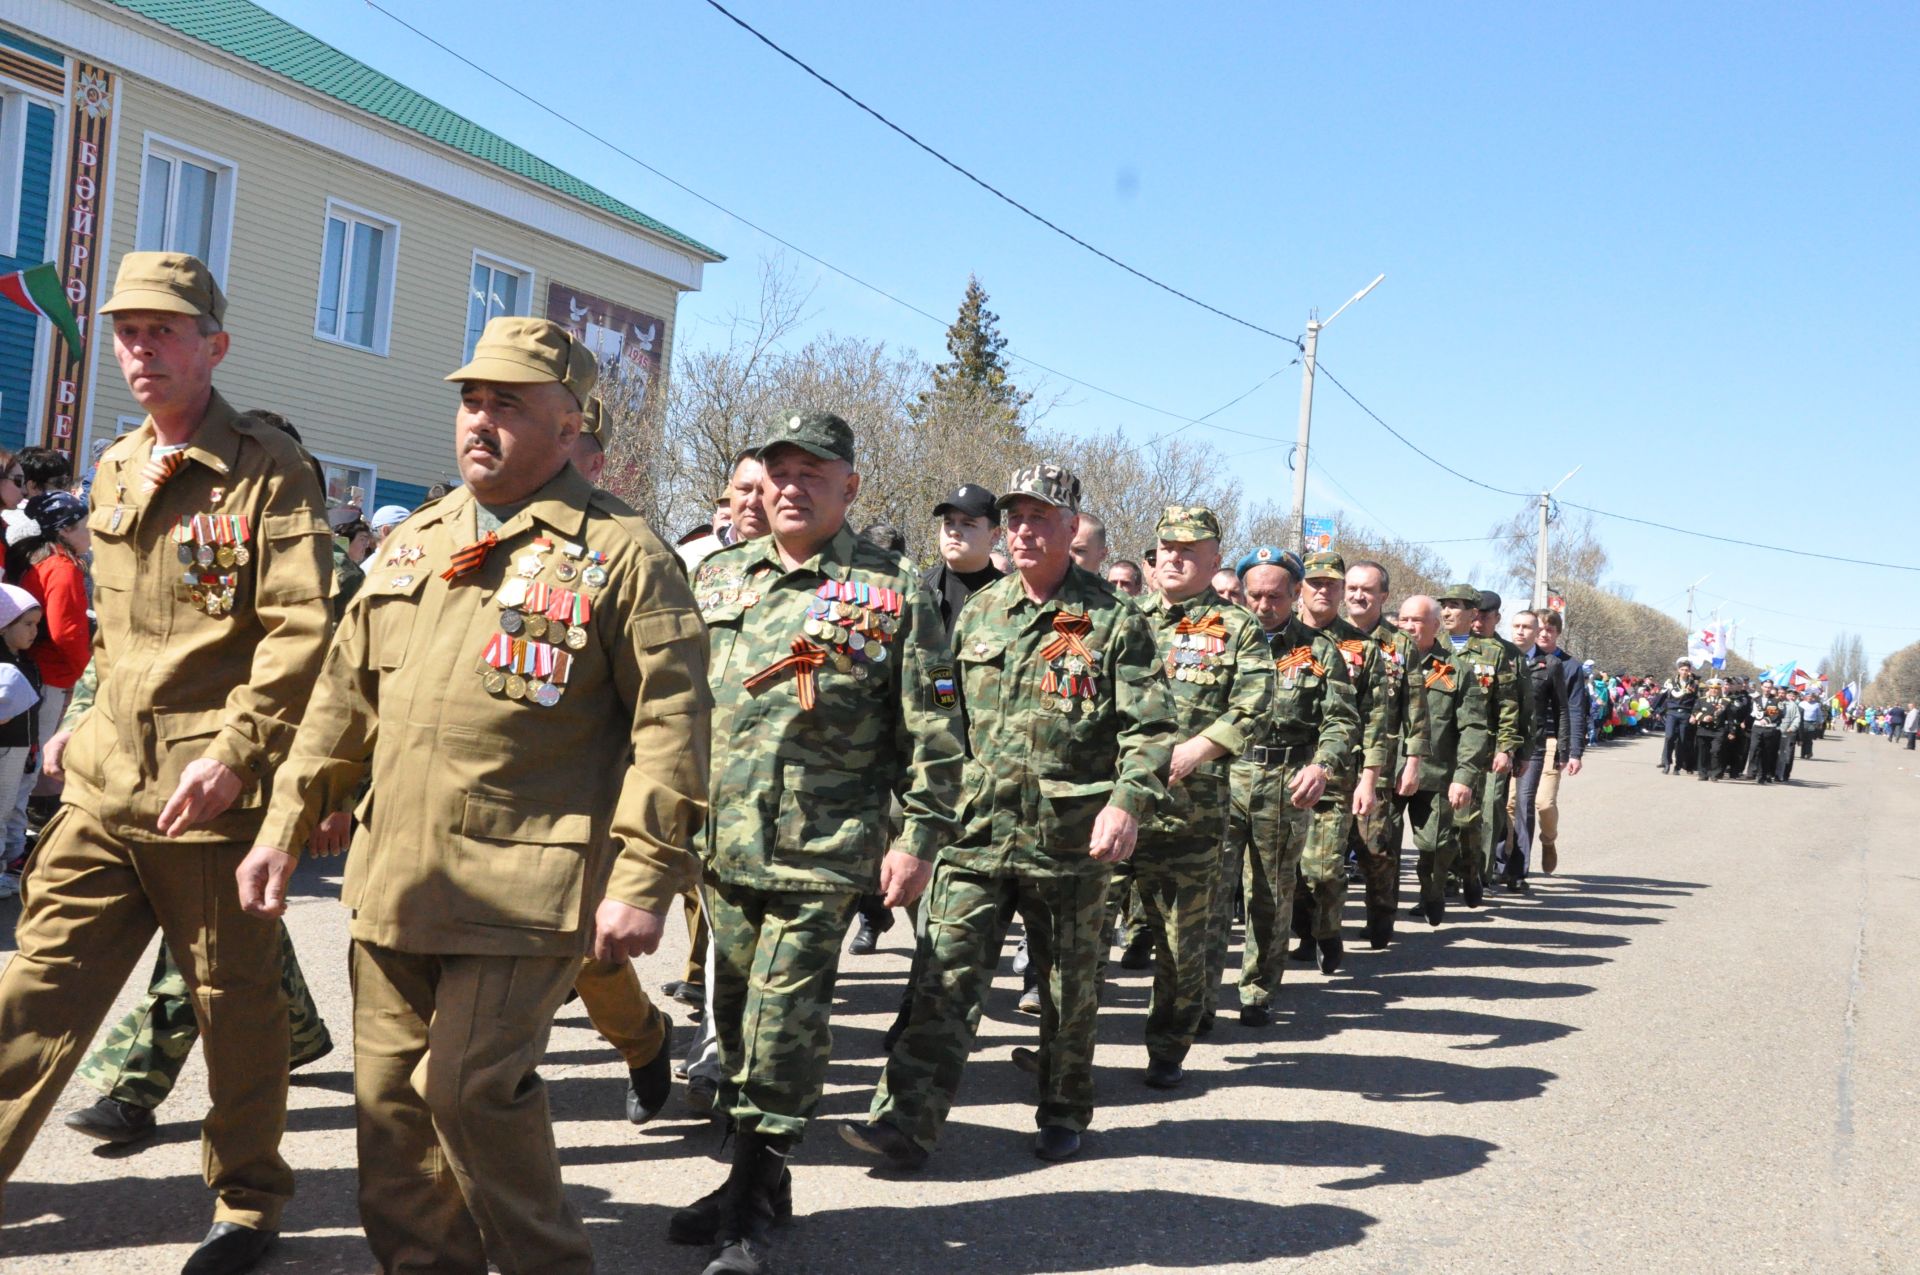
[{"left": 2, "top": 0, "right": 720, "bottom": 510}]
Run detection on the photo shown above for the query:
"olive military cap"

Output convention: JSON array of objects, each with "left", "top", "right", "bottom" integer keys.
[
  {"left": 1155, "top": 504, "right": 1221, "bottom": 543},
  {"left": 1302, "top": 549, "right": 1347, "bottom": 581},
  {"left": 446, "top": 316, "right": 599, "bottom": 408},
  {"left": 1236, "top": 544, "right": 1302, "bottom": 581},
  {"left": 581, "top": 395, "right": 604, "bottom": 440},
  {"left": 1437, "top": 582, "right": 1481, "bottom": 605},
  {"left": 759, "top": 410, "right": 855, "bottom": 465},
  {"left": 997, "top": 462, "right": 1081, "bottom": 514},
  {"left": 99, "top": 251, "right": 227, "bottom": 323}
]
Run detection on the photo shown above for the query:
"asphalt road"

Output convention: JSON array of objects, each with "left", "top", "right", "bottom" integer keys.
[{"left": 2, "top": 727, "right": 1915, "bottom": 1273}]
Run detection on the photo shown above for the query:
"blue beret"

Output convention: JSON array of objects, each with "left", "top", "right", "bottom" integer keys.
[{"left": 1236, "top": 545, "right": 1301, "bottom": 581}]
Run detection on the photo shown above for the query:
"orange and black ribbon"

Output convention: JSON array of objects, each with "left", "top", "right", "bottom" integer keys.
[
  {"left": 744, "top": 638, "right": 827, "bottom": 710},
  {"left": 1039, "top": 612, "right": 1097, "bottom": 664},
  {"left": 141, "top": 451, "right": 188, "bottom": 495},
  {"left": 1338, "top": 638, "right": 1369, "bottom": 673},
  {"left": 440, "top": 531, "right": 499, "bottom": 582},
  {"left": 1423, "top": 656, "right": 1456, "bottom": 690},
  {"left": 1276, "top": 645, "right": 1326, "bottom": 677},
  {"left": 1174, "top": 611, "right": 1229, "bottom": 642}
]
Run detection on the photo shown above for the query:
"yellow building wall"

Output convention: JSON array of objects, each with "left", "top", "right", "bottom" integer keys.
[{"left": 90, "top": 75, "right": 687, "bottom": 502}]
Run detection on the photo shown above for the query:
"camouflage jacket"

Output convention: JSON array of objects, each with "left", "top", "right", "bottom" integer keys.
[
  {"left": 1372, "top": 618, "right": 1432, "bottom": 778},
  {"left": 1312, "top": 614, "right": 1394, "bottom": 785},
  {"left": 696, "top": 525, "right": 964, "bottom": 893},
  {"left": 1134, "top": 586, "right": 1273, "bottom": 841},
  {"left": 944, "top": 565, "right": 1174, "bottom": 878},
  {"left": 1414, "top": 636, "right": 1496, "bottom": 792},
  {"left": 1243, "top": 617, "right": 1357, "bottom": 776},
  {"left": 1484, "top": 632, "right": 1532, "bottom": 762}
]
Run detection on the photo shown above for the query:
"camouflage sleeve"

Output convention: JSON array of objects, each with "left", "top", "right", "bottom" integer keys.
[
  {"left": 1493, "top": 646, "right": 1524, "bottom": 756},
  {"left": 58, "top": 660, "right": 99, "bottom": 733},
  {"left": 890, "top": 576, "right": 968, "bottom": 862},
  {"left": 1197, "top": 613, "right": 1272, "bottom": 756},
  {"left": 1399, "top": 634, "right": 1431, "bottom": 763},
  {"left": 1310, "top": 631, "right": 1359, "bottom": 776},
  {"left": 1106, "top": 608, "right": 1176, "bottom": 821},
  {"left": 1357, "top": 643, "right": 1396, "bottom": 773}
]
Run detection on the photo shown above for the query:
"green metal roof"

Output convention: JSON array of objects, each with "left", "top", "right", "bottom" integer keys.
[{"left": 104, "top": 0, "right": 723, "bottom": 262}]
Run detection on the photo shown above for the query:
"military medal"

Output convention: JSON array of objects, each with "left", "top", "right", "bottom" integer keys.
[
  {"left": 1039, "top": 610, "right": 1099, "bottom": 713},
  {"left": 496, "top": 576, "right": 529, "bottom": 609},
  {"left": 555, "top": 560, "right": 577, "bottom": 582},
  {"left": 482, "top": 669, "right": 507, "bottom": 693},
  {"left": 505, "top": 675, "right": 527, "bottom": 699},
  {"left": 524, "top": 614, "right": 549, "bottom": 639},
  {"left": 533, "top": 682, "right": 562, "bottom": 707},
  {"left": 499, "top": 610, "right": 525, "bottom": 635},
  {"left": 565, "top": 625, "right": 588, "bottom": 650}
]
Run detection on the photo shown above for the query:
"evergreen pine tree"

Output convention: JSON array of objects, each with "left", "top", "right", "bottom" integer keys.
[{"left": 914, "top": 275, "right": 1031, "bottom": 440}]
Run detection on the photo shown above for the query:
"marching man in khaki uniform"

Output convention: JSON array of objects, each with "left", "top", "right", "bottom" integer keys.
[
  {"left": 0, "top": 251, "right": 333, "bottom": 1275},
  {"left": 239, "top": 317, "right": 711, "bottom": 1274}
]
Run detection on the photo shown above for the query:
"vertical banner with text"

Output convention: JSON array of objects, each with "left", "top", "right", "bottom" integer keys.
[{"left": 41, "top": 63, "right": 117, "bottom": 455}]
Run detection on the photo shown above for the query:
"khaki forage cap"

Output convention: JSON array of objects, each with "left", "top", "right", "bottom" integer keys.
[
  {"left": 446, "top": 316, "right": 598, "bottom": 407},
  {"left": 99, "top": 251, "right": 226, "bottom": 323}
]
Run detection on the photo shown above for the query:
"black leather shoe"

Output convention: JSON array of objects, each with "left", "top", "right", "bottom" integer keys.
[
  {"left": 1425, "top": 898, "right": 1446, "bottom": 926},
  {"left": 64, "top": 1096, "right": 156, "bottom": 1146},
  {"left": 1462, "top": 878, "right": 1483, "bottom": 908},
  {"left": 839, "top": 1119, "right": 928, "bottom": 1170},
  {"left": 626, "top": 1015, "right": 674, "bottom": 1124},
  {"left": 1365, "top": 921, "right": 1392, "bottom": 950},
  {"left": 1239, "top": 1003, "right": 1271, "bottom": 1027},
  {"left": 1194, "top": 1010, "right": 1215, "bottom": 1038},
  {"left": 1317, "top": 936, "right": 1344, "bottom": 975},
  {"left": 848, "top": 915, "right": 882, "bottom": 955},
  {"left": 668, "top": 1166, "right": 793, "bottom": 1245},
  {"left": 1033, "top": 1125, "right": 1082, "bottom": 1162},
  {"left": 1143, "top": 1057, "right": 1185, "bottom": 1089},
  {"left": 1118, "top": 931, "right": 1153, "bottom": 970},
  {"left": 663, "top": 980, "right": 706, "bottom": 1008},
  {"left": 182, "top": 1223, "right": 275, "bottom": 1275},
  {"left": 1010, "top": 1046, "right": 1041, "bottom": 1076},
  {"left": 1290, "top": 935, "right": 1316, "bottom": 962}
]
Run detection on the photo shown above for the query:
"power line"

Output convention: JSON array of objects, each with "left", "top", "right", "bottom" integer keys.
[
  {"left": 1697, "top": 590, "right": 1920, "bottom": 634},
  {"left": 1310, "top": 361, "right": 1534, "bottom": 500},
  {"left": 696, "top": 0, "right": 1299, "bottom": 345}
]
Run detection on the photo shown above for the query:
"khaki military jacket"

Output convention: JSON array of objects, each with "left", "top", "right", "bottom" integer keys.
[
  {"left": 1415, "top": 636, "right": 1496, "bottom": 792},
  {"left": 1483, "top": 632, "right": 1531, "bottom": 763},
  {"left": 257, "top": 465, "right": 710, "bottom": 957},
  {"left": 945, "top": 565, "right": 1174, "bottom": 878},
  {"left": 1134, "top": 587, "right": 1272, "bottom": 842},
  {"left": 1372, "top": 618, "right": 1431, "bottom": 779},
  {"left": 63, "top": 390, "right": 332, "bottom": 845},
  {"left": 1241, "top": 617, "right": 1357, "bottom": 776},
  {"left": 695, "top": 525, "right": 963, "bottom": 894},
  {"left": 1311, "top": 614, "right": 1392, "bottom": 788}
]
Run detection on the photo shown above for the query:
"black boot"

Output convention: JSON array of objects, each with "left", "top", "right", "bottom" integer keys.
[
  {"left": 701, "top": 1130, "right": 793, "bottom": 1274},
  {"left": 668, "top": 1141, "right": 793, "bottom": 1245},
  {"left": 848, "top": 897, "right": 893, "bottom": 955},
  {"left": 1317, "top": 936, "right": 1344, "bottom": 975},
  {"left": 1289, "top": 934, "right": 1317, "bottom": 962},
  {"left": 1118, "top": 928, "right": 1153, "bottom": 970}
]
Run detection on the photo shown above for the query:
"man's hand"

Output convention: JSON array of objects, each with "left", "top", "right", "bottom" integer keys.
[
  {"left": 591, "top": 899, "right": 667, "bottom": 963},
  {"left": 1447, "top": 781, "right": 1474, "bottom": 810},
  {"left": 1562, "top": 757, "right": 1583, "bottom": 777},
  {"left": 1491, "top": 751, "right": 1512, "bottom": 776},
  {"left": 158, "top": 759, "right": 244, "bottom": 837},
  {"left": 42, "top": 730, "right": 71, "bottom": 783},
  {"left": 1088, "top": 805, "right": 1139, "bottom": 863},
  {"left": 237, "top": 846, "right": 296, "bottom": 918},
  {"left": 1351, "top": 767, "right": 1380, "bottom": 818},
  {"left": 1396, "top": 756, "right": 1422, "bottom": 797},
  {"left": 308, "top": 812, "right": 352, "bottom": 858},
  {"left": 878, "top": 849, "right": 934, "bottom": 908},
  {"left": 1167, "top": 737, "right": 1225, "bottom": 786},
  {"left": 1288, "top": 763, "right": 1328, "bottom": 810}
]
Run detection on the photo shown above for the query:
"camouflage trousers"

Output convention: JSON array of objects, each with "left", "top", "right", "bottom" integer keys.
[
  {"left": 872, "top": 863, "right": 1107, "bottom": 1150},
  {"left": 706, "top": 878, "right": 857, "bottom": 1141},
  {"left": 1128, "top": 833, "right": 1221, "bottom": 1063},
  {"left": 77, "top": 920, "right": 329, "bottom": 1111},
  {"left": 1292, "top": 794, "right": 1353, "bottom": 942},
  {"left": 1348, "top": 775, "right": 1406, "bottom": 937},
  {"left": 1218, "top": 759, "right": 1310, "bottom": 1012},
  {"left": 1402, "top": 788, "right": 1458, "bottom": 913}
]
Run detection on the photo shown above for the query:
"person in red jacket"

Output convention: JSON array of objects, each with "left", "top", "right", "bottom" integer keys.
[{"left": 3, "top": 489, "right": 93, "bottom": 742}]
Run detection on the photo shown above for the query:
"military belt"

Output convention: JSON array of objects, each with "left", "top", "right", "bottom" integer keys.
[{"left": 1245, "top": 742, "right": 1311, "bottom": 768}]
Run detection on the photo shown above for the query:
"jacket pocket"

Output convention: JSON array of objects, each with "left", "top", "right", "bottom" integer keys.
[
  {"left": 154, "top": 707, "right": 264, "bottom": 809},
  {"left": 775, "top": 765, "right": 872, "bottom": 861},
  {"left": 1037, "top": 776, "right": 1112, "bottom": 849},
  {"left": 451, "top": 789, "right": 592, "bottom": 930}
]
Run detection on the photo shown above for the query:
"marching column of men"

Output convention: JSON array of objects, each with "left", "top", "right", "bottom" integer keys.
[{"left": 0, "top": 250, "right": 1630, "bottom": 1275}]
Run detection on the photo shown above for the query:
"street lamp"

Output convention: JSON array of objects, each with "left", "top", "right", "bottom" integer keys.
[{"left": 1288, "top": 274, "right": 1384, "bottom": 554}]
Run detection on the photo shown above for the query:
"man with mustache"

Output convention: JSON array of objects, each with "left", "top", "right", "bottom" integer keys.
[{"left": 240, "top": 316, "right": 711, "bottom": 1275}]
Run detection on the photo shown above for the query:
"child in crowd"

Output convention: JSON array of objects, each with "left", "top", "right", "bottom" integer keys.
[{"left": 0, "top": 583, "right": 44, "bottom": 896}]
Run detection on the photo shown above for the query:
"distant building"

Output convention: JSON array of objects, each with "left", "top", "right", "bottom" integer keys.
[{"left": 3, "top": 0, "right": 721, "bottom": 510}]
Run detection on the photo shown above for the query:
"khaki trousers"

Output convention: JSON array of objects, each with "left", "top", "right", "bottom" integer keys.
[
  {"left": 0, "top": 805, "right": 291, "bottom": 1228},
  {"left": 573, "top": 956, "right": 666, "bottom": 1069},
  {"left": 351, "top": 942, "right": 588, "bottom": 1275}
]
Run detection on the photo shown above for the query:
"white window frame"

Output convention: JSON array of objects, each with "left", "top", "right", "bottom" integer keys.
[
  {"left": 313, "top": 198, "right": 400, "bottom": 356},
  {"left": 0, "top": 89, "right": 26, "bottom": 261},
  {"left": 313, "top": 452, "right": 379, "bottom": 512},
  {"left": 463, "top": 250, "right": 535, "bottom": 361},
  {"left": 133, "top": 132, "right": 239, "bottom": 284}
]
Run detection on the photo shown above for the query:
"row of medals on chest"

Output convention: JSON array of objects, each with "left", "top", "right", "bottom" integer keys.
[
  {"left": 171, "top": 513, "right": 252, "bottom": 617},
  {"left": 1168, "top": 628, "right": 1225, "bottom": 686},
  {"left": 801, "top": 580, "right": 900, "bottom": 679},
  {"left": 483, "top": 537, "right": 607, "bottom": 706}
]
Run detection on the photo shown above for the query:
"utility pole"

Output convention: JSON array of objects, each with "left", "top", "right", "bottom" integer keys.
[
  {"left": 1531, "top": 465, "right": 1583, "bottom": 609},
  {"left": 1684, "top": 572, "right": 1710, "bottom": 642},
  {"left": 1287, "top": 274, "right": 1384, "bottom": 553}
]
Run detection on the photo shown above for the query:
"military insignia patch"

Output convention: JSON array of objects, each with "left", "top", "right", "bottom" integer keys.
[{"left": 929, "top": 663, "right": 959, "bottom": 711}]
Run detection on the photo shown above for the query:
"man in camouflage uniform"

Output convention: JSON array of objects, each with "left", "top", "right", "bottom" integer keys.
[
  {"left": 1398, "top": 587, "right": 1495, "bottom": 925},
  {"left": 1212, "top": 547, "right": 1356, "bottom": 1025},
  {"left": 1288, "top": 551, "right": 1384, "bottom": 974},
  {"left": 675, "top": 410, "right": 964, "bottom": 1274},
  {"left": 1343, "top": 560, "right": 1428, "bottom": 948},
  {"left": 844, "top": 462, "right": 1173, "bottom": 1166},
  {"left": 1464, "top": 591, "right": 1528, "bottom": 906},
  {"left": 1120, "top": 506, "right": 1271, "bottom": 1086}
]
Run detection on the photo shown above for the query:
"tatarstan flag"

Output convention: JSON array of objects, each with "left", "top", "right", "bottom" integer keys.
[{"left": 0, "top": 263, "right": 85, "bottom": 356}]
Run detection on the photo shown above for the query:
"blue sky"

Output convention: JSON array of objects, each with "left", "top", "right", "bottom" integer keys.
[{"left": 264, "top": 0, "right": 1920, "bottom": 676}]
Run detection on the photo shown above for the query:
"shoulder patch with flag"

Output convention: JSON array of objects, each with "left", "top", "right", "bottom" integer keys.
[
  {"left": 0, "top": 263, "right": 85, "bottom": 356},
  {"left": 928, "top": 663, "right": 958, "bottom": 711}
]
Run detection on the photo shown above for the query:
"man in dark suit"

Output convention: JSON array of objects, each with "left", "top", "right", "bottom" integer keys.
[{"left": 1501, "top": 610, "right": 1576, "bottom": 888}]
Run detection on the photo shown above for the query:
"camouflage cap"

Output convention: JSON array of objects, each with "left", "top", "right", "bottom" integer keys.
[
  {"left": 759, "top": 410, "right": 855, "bottom": 465},
  {"left": 1437, "top": 582, "right": 1481, "bottom": 605},
  {"left": 446, "top": 316, "right": 598, "bottom": 407},
  {"left": 1302, "top": 549, "right": 1347, "bottom": 581},
  {"left": 1155, "top": 504, "right": 1222, "bottom": 543},
  {"left": 996, "top": 461, "right": 1081, "bottom": 513},
  {"left": 99, "top": 251, "right": 226, "bottom": 323}
]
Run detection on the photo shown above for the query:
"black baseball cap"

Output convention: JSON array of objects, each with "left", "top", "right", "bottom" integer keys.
[
  {"left": 1477, "top": 589, "right": 1503, "bottom": 613},
  {"left": 933, "top": 483, "right": 999, "bottom": 523}
]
